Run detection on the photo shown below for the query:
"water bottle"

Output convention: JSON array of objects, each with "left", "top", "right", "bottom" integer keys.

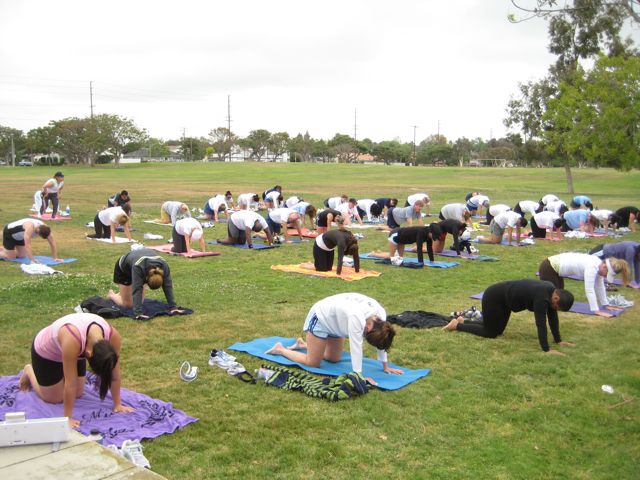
[
  {"left": 255, "top": 367, "right": 275, "bottom": 382},
  {"left": 65, "top": 205, "right": 70, "bottom": 215}
]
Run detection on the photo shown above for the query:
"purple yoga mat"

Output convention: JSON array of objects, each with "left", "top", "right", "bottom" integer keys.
[
  {"left": 436, "top": 249, "right": 479, "bottom": 259},
  {"left": 535, "top": 271, "right": 625, "bottom": 286},
  {"left": 469, "top": 292, "right": 626, "bottom": 317},
  {"left": 0, "top": 372, "right": 197, "bottom": 446}
]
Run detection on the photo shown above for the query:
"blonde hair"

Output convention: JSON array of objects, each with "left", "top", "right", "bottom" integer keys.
[
  {"left": 116, "top": 214, "right": 129, "bottom": 225},
  {"left": 146, "top": 267, "right": 164, "bottom": 289},
  {"left": 609, "top": 258, "right": 631, "bottom": 285}
]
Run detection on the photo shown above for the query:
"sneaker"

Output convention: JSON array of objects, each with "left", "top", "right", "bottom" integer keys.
[
  {"left": 121, "top": 439, "right": 150, "bottom": 469},
  {"left": 208, "top": 349, "right": 236, "bottom": 368}
]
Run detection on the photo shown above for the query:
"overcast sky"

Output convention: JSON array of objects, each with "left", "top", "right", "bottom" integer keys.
[{"left": 1, "top": 1, "right": 638, "bottom": 144}]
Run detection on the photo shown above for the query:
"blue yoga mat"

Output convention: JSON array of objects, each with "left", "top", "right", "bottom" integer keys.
[
  {"left": 470, "top": 292, "right": 626, "bottom": 317},
  {"left": 207, "top": 240, "right": 277, "bottom": 250},
  {"left": 359, "top": 253, "right": 458, "bottom": 268},
  {"left": 0, "top": 256, "right": 77, "bottom": 266},
  {"left": 228, "top": 336, "right": 430, "bottom": 391}
]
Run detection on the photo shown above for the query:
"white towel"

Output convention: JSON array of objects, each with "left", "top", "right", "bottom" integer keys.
[{"left": 20, "top": 263, "right": 62, "bottom": 275}]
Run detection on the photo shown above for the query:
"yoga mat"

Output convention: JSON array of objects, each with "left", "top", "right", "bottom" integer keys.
[
  {"left": 207, "top": 240, "right": 276, "bottom": 250},
  {"left": 87, "top": 237, "right": 137, "bottom": 244},
  {"left": 535, "top": 236, "right": 563, "bottom": 241},
  {"left": 270, "top": 264, "right": 381, "bottom": 281},
  {"left": 470, "top": 238, "right": 532, "bottom": 246},
  {"left": 286, "top": 228, "right": 318, "bottom": 238},
  {"left": 143, "top": 220, "right": 172, "bottom": 226},
  {"left": 146, "top": 244, "right": 220, "bottom": 258},
  {"left": 436, "top": 249, "right": 479, "bottom": 260},
  {"left": 228, "top": 336, "right": 430, "bottom": 391},
  {"left": 0, "top": 372, "right": 197, "bottom": 447},
  {"left": 360, "top": 253, "right": 459, "bottom": 268},
  {"left": 535, "top": 271, "right": 625, "bottom": 286},
  {"left": 29, "top": 213, "right": 72, "bottom": 221},
  {"left": 113, "top": 298, "right": 194, "bottom": 319},
  {"left": 0, "top": 256, "right": 77, "bottom": 266},
  {"left": 469, "top": 292, "right": 626, "bottom": 317}
]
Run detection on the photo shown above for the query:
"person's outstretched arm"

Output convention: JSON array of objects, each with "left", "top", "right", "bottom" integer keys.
[{"left": 108, "top": 327, "right": 135, "bottom": 414}]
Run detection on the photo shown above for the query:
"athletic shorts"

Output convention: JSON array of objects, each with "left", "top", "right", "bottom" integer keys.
[
  {"left": 302, "top": 310, "right": 338, "bottom": 339},
  {"left": 31, "top": 341, "right": 86, "bottom": 387},
  {"left": 489, "top": 220, "right": 505, "bottom": 237},
  {"left": 203, "top": 201, "right": 214, "bottom": 216},
  {"left": 387, "top": 208, "right": 401, "bottom": 229},
  {"left": 2, "top": 226, "right": 23, "bottom": 250},
  {"left": 113, "top": 255, "right": 132, "bottom": 285},
  {"left": 266, "top": 216, "right": 282, "bottom": 234},
  {"left": 227, "top": 221, "right": 247, "bottom": 244}
]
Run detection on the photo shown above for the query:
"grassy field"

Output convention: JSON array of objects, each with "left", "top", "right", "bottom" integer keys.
[{"left": 0, "top": 163, "right": 638, "bottom": 479}]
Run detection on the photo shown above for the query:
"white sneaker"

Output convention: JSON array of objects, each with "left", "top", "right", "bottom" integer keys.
[{"left": 121, "top": 439, "right": 150, "bottom": 469}]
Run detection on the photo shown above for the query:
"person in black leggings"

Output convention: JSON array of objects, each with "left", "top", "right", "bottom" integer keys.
[
  {"left": 433, "top": 219, "right": 467, "bottom": 255},
  {"left": 388, "top": 224, "right": 441, "bottom": 264},
  {"left": 312, "top": 228, "right": 359, "bottom": 275},
  {"left": 316, "top": 209, "right": 341, "bottom": 234},
  {"left": 442, "top": 279, "right": 575, "bottom": 354}
]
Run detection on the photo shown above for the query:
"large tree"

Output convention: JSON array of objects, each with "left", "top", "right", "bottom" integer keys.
[
  {"left": 50, "top": 118, "right": 95, "bottom": 165},
  {"left": 242, "top": 129, "right": 271, "bottom": 161},
  {"left": 505, "top": 0, "right": 638, "bottom": 192},
  {"left": 267, "top": 132, "right": 290, "bottom": 162},
  {"left": 543, "top": 54, "right": 640, "bottom": 171},
  {"left": 208, "top": 127, "right": 237, "bottom": 162},
  {"left": 0, "top": 126, "right": 25, "bottom": 165},
  {"left": 92, "top": 114, "right": 147, "bottom": 166}
]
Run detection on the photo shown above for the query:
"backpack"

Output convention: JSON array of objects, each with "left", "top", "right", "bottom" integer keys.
[{"left": 80, "top": 296, "right": 122, "bottom": 319}]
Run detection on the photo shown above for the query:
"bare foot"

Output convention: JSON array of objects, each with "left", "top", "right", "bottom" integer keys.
[
  {"left": 19, "top": 364, "right": 32, "bottom": 391},
  {"left": 265, "top": 342, "right": 284, "bottom": 355},
  {"left": 299, "top": 262, "right": 315, "bottom": 270},
  {"left": 442, "top": 318, "right": 459, "bottom": 331},
  {"left": 456, "top": 315, "right": 465, "bottom": 324},
  {"left": 288, "top": 338, "right": 307, "bottom": 350}
]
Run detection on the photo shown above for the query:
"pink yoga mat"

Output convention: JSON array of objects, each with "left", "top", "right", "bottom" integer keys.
[
  {"left": 29, "top": 213, "right": 72, "bottom": 221},
  {"left": 147, "top": 244, "right": 220, "bottom": 257}
]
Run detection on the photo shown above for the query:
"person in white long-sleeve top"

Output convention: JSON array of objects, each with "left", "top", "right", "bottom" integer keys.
[
  {"left": 538, "top": 253, "right": 630, "bottom": 317},
  {"left": 265, "top": 293, "right": 403, "bottom": 384}
]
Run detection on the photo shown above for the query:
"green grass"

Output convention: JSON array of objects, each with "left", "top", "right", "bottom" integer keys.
[{"left": 0, "top": 163, "right": 639, "bottom": 479}]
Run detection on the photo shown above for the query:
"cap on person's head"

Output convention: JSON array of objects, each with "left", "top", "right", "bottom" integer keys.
[
  {"left": 54, "top": 171, "right": 64, "bottom": 178},
  {"left": 191, "top": 229, "right": 203, "bottom": 241}
]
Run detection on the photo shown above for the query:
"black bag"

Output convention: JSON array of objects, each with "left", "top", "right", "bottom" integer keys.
[{"left": 80, "top": 296, "right": 122, "bottom": 319}]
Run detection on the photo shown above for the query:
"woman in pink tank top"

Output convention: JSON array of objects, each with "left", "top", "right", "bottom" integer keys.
[{"left": 19, "top": 312, "right": 135, "bottom": 428}]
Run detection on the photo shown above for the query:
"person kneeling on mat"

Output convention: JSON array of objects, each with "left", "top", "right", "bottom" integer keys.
[
  {"left": 108, "top": 248, "right": 182, "bottom": 320},
  {"left": 442, "top": 279, "right": 575, "bottom": 355},
  {"left": 19, "top": 312, "right": 135, "bottom": 428},
  {"left": 312, "top": 218, "right": 360, "bottom": 275},
  {"left": 265, "top": 292, "right": 403, "bottom": 385},
  {"left": 172, "top": 217, "right": 206, "bottom": 255}
]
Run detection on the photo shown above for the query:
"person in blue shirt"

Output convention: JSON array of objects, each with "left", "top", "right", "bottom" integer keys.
[
  {"left": 561, "top": 209, "right": 598, "bottom": 233},
  {"left": 570, "top": 195, "right": 594, "bottom": 210}
]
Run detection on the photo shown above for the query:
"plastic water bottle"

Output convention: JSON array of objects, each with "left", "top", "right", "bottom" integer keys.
[
  {"left": 65, "top": 205, "right": 70, "bottom": 215},
  {"left": 255, "top": 367, "right": 275, "bottom": 382}
]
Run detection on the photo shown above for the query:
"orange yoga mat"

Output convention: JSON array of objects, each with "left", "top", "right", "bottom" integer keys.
[{"left": 271, "top": 263, "right": 381, "bottom": 281}]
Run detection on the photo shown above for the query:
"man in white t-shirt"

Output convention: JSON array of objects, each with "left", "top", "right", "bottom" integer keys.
[
  {"left": 237, "top": 193, "right": 260, "bottom": 210},
  {"left": 478, "top": 210, "right": 527, "bottom": 245},
  {"left": 265, "top": 208, "right": 303, "bottom": 242},
  {"left": 218, "top": 210, "right": 273, "bottom": 248},
  {"left": 1, "top": 218, "right": 61, "bottom": 263},
  {"left": 530, "top": 211, "right": 563, "bottom": 240},
  {"left": 439, "top": 203, "right": 472, "bottom": 225},
  {"left": 335, "top": 198, "right": 363, "bottom": 225},
  {"left": 407, "top": 193, "right": 430, "bottom": 216}
]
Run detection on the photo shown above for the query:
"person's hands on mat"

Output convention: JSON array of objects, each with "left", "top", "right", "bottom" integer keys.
[
  {"left": 69, "top": 418, "right": 81, "bottom": 429},
  {"left": 605, "top": 305, "right": 624, "bottom": 311},
  {"left": 384, "top": 366, "right": 404, "bottom": 375},
  {"left": 113, "top": 404, "right": 135, "bottom": 414}
]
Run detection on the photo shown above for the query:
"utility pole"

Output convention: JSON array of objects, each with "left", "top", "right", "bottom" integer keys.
[
  {"left": 227, "top": 95, "right": 232, "bottom": 162},
  {"left": 10, "top": 135, "right": 15, "bottom": 167},
  {"left": 182, "top": 128, "right": 186, "bottom": 161},
  {"left": 437, "top": 119, "right": 440, "bottom": 138},
  {"left": 90, "top": 81, "right": 94, "bottom": 119},
  {"left": 412, "top": 125, "right": 418, "bottom": 164},
  {"left": 353, "top": 108, "right": 357, "bottom": 142}
]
